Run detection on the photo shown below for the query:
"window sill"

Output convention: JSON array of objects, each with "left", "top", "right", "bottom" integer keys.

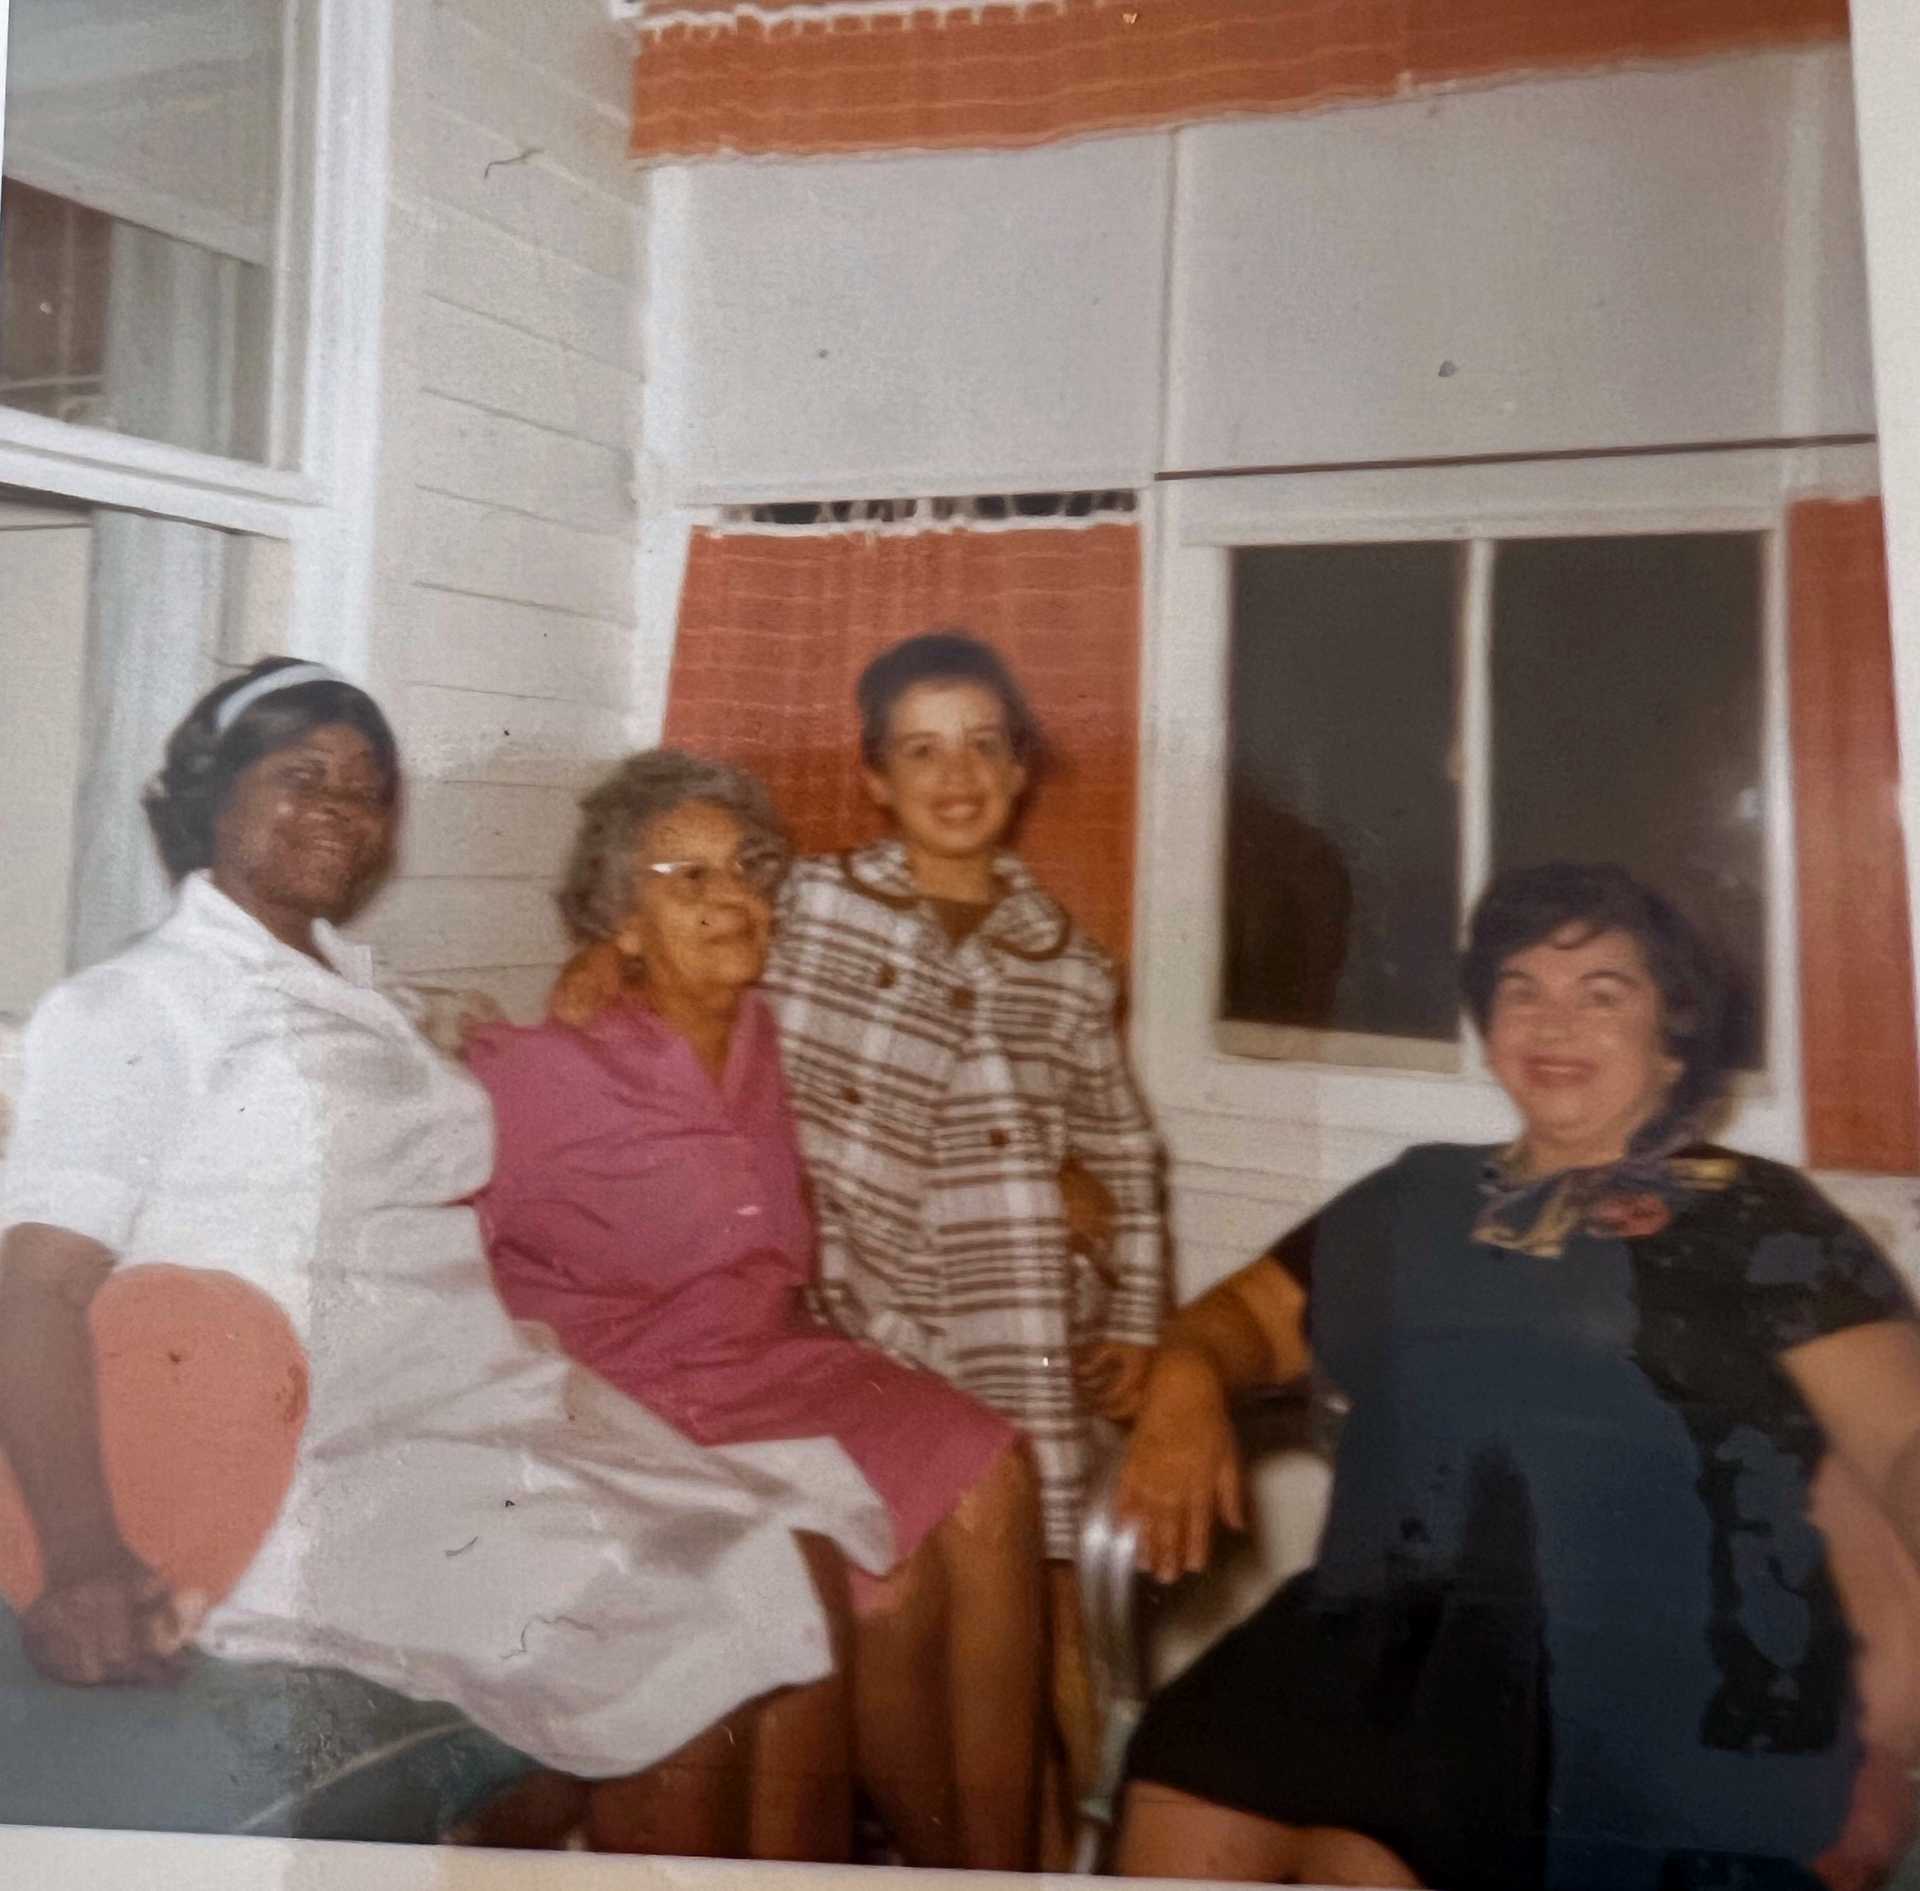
[
  {"left": 0, "top": 406, "right": 320, "bottom": 532},
  {"left": 1212, "top": 1020, "right": 1462, "bottom": 1073}
]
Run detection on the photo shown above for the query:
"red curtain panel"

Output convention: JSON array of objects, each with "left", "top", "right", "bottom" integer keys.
[
  {"left": 630, "top": 0, "right": 1847, "bottom": 163},
  {"left": 663, "top": 521, "right": 1143, "bottom": 957},
  {"left": 1789, "top": 498, "right": 1920, "bottom": 1175}
]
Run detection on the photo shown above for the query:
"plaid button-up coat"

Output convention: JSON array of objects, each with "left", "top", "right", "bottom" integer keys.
[{"left": 763, "top": 841, "right": 1166, "bottom": 1557}]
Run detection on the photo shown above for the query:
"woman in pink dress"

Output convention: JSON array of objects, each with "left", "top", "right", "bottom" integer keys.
[{"left": 469, "top": 749, "right": 1044, "bottom": 1870}]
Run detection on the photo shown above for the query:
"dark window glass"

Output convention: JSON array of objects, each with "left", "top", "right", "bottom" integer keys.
[
  {"left": 1490, "top": 533, "right": 1766, "bottom": 1066},
  {"left": 1224, "top": 542, "right": 1462, "bottom": 1041},
  {"left": 0, "top": 180, "right": 108, "bottom": 423}
]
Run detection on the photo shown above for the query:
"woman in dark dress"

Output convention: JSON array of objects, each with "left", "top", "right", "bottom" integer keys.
[{"left": 1115, "top": 864, "right": 1920, "bottom": 1891}]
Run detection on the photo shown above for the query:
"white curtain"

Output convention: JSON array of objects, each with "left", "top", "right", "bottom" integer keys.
[
  {"left": 66, "top": 514, "right": 226, "bottom": 969},
  {"left": 64, "top": 224, "right": 239, "bottom": 970}
]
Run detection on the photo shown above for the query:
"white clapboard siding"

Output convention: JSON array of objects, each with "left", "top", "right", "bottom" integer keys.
[
  {"left": 436, "top": 961, "right": 566, "bottom": 1026},
  {"left": 399, "top": 683, "right": 633, "bottom": 791},
  {"left": 361, "top": 875, "right": 573, "bottom": 972},
  {"left": 410, "top": 394, "right": 635, "bottom": 538},
  {"left": 1166, "top": 1156, "right": 1327, "bottom": 1301},
  {"left": 409, "top": 490, "right": 633, "bottom": 624},
  {"left": 400, "top": 780, "right": 584, "bottom": 881},
  {"left": 441, "top": 0, "right": 636, "bottom": 120},
  {"left": 427, "top": 6, "right": 634, "bottom": 198},
  {"left": 429, "top": 210, "right": 637, "bottom": 375},
  {"left": 413, "top": 106, "right": 633, "bottom": 283},
  {"left": 420, "top": 300, "right": 633, "bottom": 453},
  {"left": 401, "top": 589, "right": 633, "bottom": 707},
  {"left": 364, "top": 0, "right": 643, "bottom": 983}
]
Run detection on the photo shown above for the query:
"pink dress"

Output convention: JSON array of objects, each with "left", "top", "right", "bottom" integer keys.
[{"left": 469, "top": 995, "right": 1014, "bottom": 1566}]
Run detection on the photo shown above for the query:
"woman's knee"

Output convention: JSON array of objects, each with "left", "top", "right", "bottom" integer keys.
[
  {"left": 946, "top": 1440, "right": 1042, "bottom": 1551},
  {"left": 1297, "top": 1827, "right": 1423, "bottom": 1887},
  {"left": 1115, "top": 1780, "right": 1305, "bottom": 1880}
]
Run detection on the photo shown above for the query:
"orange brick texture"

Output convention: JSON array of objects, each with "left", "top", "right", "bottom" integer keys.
[
  {"left": 661, "top": 523, "right": 1143, "bottom": 956},
  {"left": 1788, "top": 499, "right": 1920, "bottom": 1175},
  {"left": 631, "top": 0, "right": 1849, "bottom": 161}
]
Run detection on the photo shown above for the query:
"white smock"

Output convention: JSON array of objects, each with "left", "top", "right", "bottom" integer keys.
[{"left": 0, "top": 873, "right": 884, "bottom": 1777}]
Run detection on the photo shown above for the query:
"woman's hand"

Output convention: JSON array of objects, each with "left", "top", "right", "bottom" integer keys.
[
  {"left": 414, "top": 985, "right": 506, "bottom": 1058},
  {"left": 549, "top": 941, "right": 629, "bottom": 1030},
  {"left": 0, "top": 1224, "right": 195, "bottom": 1687},
  {"left": 1112, "top": 1346, "right": 1245, "bottom": 1583},
  {"left": 1060, "top": 1157, "right": 1119, "bottom": 1285},
  {"left": 23, "top": 1543, "right": 203, "bottom": 1686},
  {"left": 1075, "top": 1341, "right": 1154, "bottom": 1421}
]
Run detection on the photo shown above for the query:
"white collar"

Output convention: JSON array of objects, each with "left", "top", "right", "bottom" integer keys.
[
  {"left": 177, "top": 871, "right": 378, "bottom": 990},
  {"left": 840, "top": 841, "right": 1071, "bottom": 961}
]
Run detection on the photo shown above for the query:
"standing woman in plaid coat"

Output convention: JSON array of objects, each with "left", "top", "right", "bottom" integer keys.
[{"left": 760, "top": 632, "right": 1168, "bottom": 1820}]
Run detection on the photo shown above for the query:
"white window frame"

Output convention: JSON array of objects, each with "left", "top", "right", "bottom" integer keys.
[
  {"left": 1135, "top": 446, "right": 1879, "bottom": 1196},
  {"left": 0, "top": 0, "right": 391, "bottom": 673}
]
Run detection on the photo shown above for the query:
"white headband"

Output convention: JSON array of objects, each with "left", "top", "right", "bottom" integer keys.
[{"left": 214, "top": 663, "right": 347, "bottom": 734}]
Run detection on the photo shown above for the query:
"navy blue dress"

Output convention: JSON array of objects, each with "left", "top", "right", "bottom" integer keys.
[{"left": 1126, "top": 1144, "right": 1914, "bottom": 1891}]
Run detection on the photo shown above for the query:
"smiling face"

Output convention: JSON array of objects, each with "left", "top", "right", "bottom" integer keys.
[
  {"left": 1484, "top": 925, "right": 1686, "bottom": 1172},
  {"left": 210, "top": 723, "right": 394, "bottom": 948},
  {"left": 616, "top": 800, "right": 774, "bottom": 1016},
  {"left": 862, "top": 679, "right": 1028, "bottom": 897}
]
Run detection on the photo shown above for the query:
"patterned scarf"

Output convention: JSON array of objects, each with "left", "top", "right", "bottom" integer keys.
[{"left": 1473, "top": 1123, "right": 1737, "bottom": 1259}]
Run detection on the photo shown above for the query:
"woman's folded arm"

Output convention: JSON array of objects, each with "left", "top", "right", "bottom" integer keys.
[
  {"left": 0, "top": 1222, "right": 183, "bottom": 1683},
  {"left": 1113, "top": 1258, "right": 1312, "bottom": 1584}
]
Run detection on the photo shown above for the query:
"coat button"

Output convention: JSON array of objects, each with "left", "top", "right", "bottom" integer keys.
[
  {"left": 875, "top": 965, "right": 897, "bottom": 990},
  {"left": 950, "top": 987, "right": 974, "bottom": 1011},
  {"left": 988, "top": 1128, "right": 1010, "bottom": 1149},
  {"left": 842, "top": 1085, "right": 862, "bottom": 1106}
]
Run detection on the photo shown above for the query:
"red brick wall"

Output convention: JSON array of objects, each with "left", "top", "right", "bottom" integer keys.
[
  {"left": 1788, "top": 498, "right": 1920, "bottom": 1174},
  {"left": 632, "top": 0, "right": 1848, "bottom": 161},
  {"left": 662, "top": 523, "right": 1142, "bottom": 955}
]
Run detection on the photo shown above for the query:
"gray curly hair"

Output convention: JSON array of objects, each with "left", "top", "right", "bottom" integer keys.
[{"left": 559, "top": 748, "right": 790, "bottom": 944}]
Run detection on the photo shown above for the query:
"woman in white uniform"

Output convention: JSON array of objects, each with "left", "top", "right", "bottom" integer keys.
[{"left": 0, "top": 658, "right": 880, "bottom": 1853}]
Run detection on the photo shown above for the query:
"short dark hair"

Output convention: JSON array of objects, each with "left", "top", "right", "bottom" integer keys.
[
  {"left": 143, "top": 657, "right": 400, "bottom": 881},
  {"left": 559, "top": 749, "right": 790, "bottom": 944},
  {"left": 855, "top": 630, "right": 1045, "bottom": 771},
  {"left": 1461, "top": 861, "right": 1736, "bottom": 1135}
]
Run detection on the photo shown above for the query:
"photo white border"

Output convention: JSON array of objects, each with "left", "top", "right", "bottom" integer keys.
[{"left": 0, "top": 1825, "right": 1097, "bottom": 1891}]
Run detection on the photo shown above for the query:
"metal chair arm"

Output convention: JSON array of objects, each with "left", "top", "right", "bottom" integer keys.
[{"left": 1070, "top": 1376, "right": 1339, "bottom": 1871}]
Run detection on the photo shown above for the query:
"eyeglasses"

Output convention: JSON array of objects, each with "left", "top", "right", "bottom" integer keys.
[{"left": 641, "top": 847, "right": 788, "bottom": 902}]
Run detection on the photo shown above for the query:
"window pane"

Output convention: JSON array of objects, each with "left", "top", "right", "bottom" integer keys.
[
  {"left": 1225, "top": 543, "right": 1462, "bottom": 1043},
  {"left": 0, "top": 478, "right": 290, "bottom": 1005},
  {"left": 0, "top": 1, "right": 285, "bottom": 462},
  {"left": 1490, "top": 533, "right": 1766, "bottom": 1066}
]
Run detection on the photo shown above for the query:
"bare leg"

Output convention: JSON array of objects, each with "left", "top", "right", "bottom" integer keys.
[
  {"left": 852, "top": 1532, "right": 958, "bottom": 1863},
  {"left": 1118, "top": 1782, "right": 1421, "bottom": 1885},
  {"left": 939, "top": 1443, "right": 1045, "bottom": 1871},
  {"left": 1040, "top": 1751, "right": 1077, "bottom": 1875},
  {"left": 850, "top": 1445, "right": 1044, "bottom": 1868},
  {"left": 1117, "top": 1781, "right": 1307, "bottom": 1881},
  {"left": 746, "top": 1533, "right": 854, "bottom": 1862},
  {"left": 1297, "top": 1827, "right": 1424, "bottom": 1886},
  {"left": 586, "top": 1717, "right": 750, "bottom": 1856},
  {"left": 447, "top": 1768, "right": 588, "bottom": 1847}
]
